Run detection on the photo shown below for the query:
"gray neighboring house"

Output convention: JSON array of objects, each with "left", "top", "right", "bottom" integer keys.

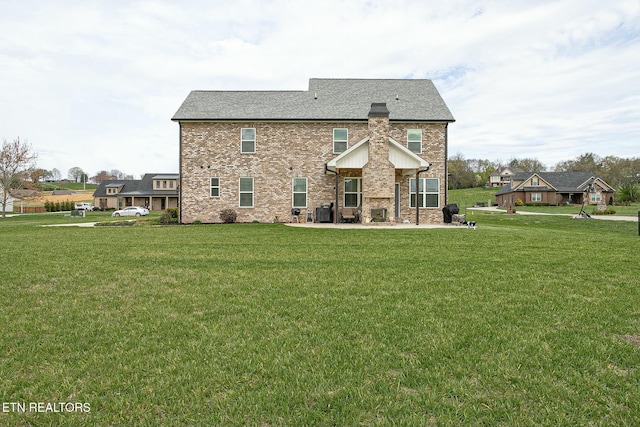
[
  {"left": 496, "top": 171, "right": 615, "bottom": 207},
  {"left": 93, "top": 173, "right": 179, "bottom": 211},
  {"left": 172, "top": 78, "right": 455, "bottom": 224}
]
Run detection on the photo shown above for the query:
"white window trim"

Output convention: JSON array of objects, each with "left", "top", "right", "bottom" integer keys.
[
  {"left": 292, "top": 177, "right": 308, "bottom": 208},
  {"left": 333, "top": 128, "right": 348, "bottom": 154},
  {"left": 241, "top": 128, "right": 256, "bottom": 154},
  {"left": 210, "top": 177, "right": 220, "bottom": 198},
  {"left": 410, "top": 177, "right": 440, "bottom": 208},
  {"left": 239, "top": 177, "right": 254, "bottom": 208},
  {"left": 531, "top": 192, "right": 542, "bottom": 202},
  {"left": 343, "top": 177, "right": 362, "bottom": 208},
  {"left": 407, "top": 129, "right": 422, "bottom": 154}
]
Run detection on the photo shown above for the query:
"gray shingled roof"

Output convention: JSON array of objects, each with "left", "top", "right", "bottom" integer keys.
[
  {"left": 172, "top": 78, "right": 455, "bottom": 122},
  {"left": 537, "top": 172, "right": 595, "bottom": 192},
  {"left": 495, "top": 171, "right": 603, "bottom": 196},
  {"left": 93, "top": 173, "right": 179, "bottom": 197}
]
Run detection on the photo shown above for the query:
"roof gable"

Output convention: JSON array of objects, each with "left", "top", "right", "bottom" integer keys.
[{"left": 326, "top": 137, "right": 430, "bottom": 171}]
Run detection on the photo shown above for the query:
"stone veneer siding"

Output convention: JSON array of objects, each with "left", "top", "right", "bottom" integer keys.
[{"left": 179, "top": 120, "right": 448, "bottom": 224}]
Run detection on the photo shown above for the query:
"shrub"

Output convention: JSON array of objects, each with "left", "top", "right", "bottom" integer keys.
[
  {"left": 219, "top": 208, "right": 237, "bottom": 223},
  {"left": 617, "top": 184, "right": 640, "bottom": 204},
  {"left": 165, "top": 207, "right": 179, "bottom": 219},
  {"left": 515, "top": 199, "right": 524, "bottom": 206},
  {"left": 159, "top": 208, "right": 180, "bottom": 225},
  {"left": 525, "top": 202, "right": 550, "bottom": 207},
  {"left": 592, "top": 207, "right": 616, "bottom": 215}
]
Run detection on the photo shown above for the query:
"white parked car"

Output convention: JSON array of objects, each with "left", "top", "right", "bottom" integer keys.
[
  {"left": 74, "top": 202, "right": 94, "bottom": 211},
  {"left": 112, "top": 206, "right": 149, "bottom": 217}
]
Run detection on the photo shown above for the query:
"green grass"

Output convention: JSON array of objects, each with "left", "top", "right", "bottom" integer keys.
[
  {"left": 37, "top": 181, "right": 98, "bottom": 191},
  {"left": 1, "top": 212, "right": 639, "bottom": 426},
  {"left": 448, "top": 187, "right": 497, "bottom": 210}
]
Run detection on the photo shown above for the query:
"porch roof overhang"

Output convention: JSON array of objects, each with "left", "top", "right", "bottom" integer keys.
[{"left": 326, "top": 137, "right": 430, "bottom": 172}]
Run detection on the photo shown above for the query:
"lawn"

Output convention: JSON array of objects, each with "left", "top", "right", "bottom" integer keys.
[{"left": 1, "top": 212, "right": 639, "bottom": 426}]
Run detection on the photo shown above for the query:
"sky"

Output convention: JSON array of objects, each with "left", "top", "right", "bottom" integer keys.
[{"left": 1, "top": 0, "right": 639, "bottom": 179}]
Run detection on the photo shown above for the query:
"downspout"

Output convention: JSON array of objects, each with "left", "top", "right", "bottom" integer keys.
[
  {"left": 324, "top": 163, "right": 339, "bottom": 224},
  {"left": 415, "top": 165, "right": 430, "bottom": 225},
  {"left": 444, "top": 123, "right": 449, "bottom": 205},
  {"left": 178, "top": 122, "right": 183, "bottom": 224}
]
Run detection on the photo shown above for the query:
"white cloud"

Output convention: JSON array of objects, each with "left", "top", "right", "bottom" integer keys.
[{"left": 1, "top": 0, "right": 638, "bottom": 177}]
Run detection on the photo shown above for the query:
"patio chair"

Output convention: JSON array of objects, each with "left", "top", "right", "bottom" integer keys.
[{"left": 341, "top": 208, "right": 356, "bottom": 223}]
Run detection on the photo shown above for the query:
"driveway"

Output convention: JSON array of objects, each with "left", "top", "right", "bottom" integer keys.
[{"left": 469, "top": 206, "right": 638, "bottom": 222}]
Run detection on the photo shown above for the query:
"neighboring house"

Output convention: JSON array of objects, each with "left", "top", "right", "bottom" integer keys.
[
  {"left": 495, "top": 171, "right": 615, "bottom": 207},
  {"left": 93, "top": 173, "right": 179, "bottom": 211},
  {"left": 172, "top": 78, "right": 455, "bottom": 224},
  {"left": 488, "top": 167, "right": 525, "bottom": 187}
]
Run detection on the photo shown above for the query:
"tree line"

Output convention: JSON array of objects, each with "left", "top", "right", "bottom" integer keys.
[
  {"left": 448, "top": 152, "right": 640, "bottom": 191},
  {"left": 31, "top": 166, "right": 135, "bottom": 184}
]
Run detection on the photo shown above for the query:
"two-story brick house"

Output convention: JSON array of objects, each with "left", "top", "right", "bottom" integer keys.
[{"left": 172, "top": 78, "right": 455, "bottom": 224}]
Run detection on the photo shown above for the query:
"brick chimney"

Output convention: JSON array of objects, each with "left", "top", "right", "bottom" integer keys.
[{"left": 362, "top": 103, "right": 395, "bottom": 222}]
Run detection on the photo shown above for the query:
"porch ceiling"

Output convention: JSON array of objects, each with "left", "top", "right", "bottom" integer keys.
[{"left": 326, "top": 137, "right": 430, "bottom": 171}]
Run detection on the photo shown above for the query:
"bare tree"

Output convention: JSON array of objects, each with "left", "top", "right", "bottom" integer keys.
[
  {"left": 68, "top": 166, "right": 85, "bottom": 183},
  {"left": 0, "top": 137, "right": 38, "bottom": 217},
  {"left": 93, "top": 170, "right": 116, "bottom": 184},
  {"left": 50, "top": 168, "right": 62, "bottom": 181}
]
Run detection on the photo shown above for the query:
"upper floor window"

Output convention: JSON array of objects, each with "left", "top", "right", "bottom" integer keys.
[
  {"left": 155, "top": 180, "right": 175, "bottom": 189},
  {"left": 333, "top": 128, "right": 348, "bottom": 153},
  {"left": 292, "top": 178, "right": 307, "bottom": 208},
  {"left": 241, "top": 128, "right": 256, "bottom": 153},
  {"left": 531, "top": 177, "right": 539, "bottom": 186},
  {"left": 407, "top": 129, "right": 422, "bottom": 153}
]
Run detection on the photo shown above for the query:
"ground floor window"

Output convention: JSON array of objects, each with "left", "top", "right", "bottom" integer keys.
[
  {"left": 410, "top": 178, "right": 439, "bottom": 208},
  {"left": 344, "top": 177, "right": 362, "bottom": 208},
  {"left": 531, "top": 192, "right": 542, "bottom": 202},
  {"left": 239, "top": 177, "right": 253, "bottom": 207},
  {"left": 292, "top": 177, "right": 307, "bottom": 208},
  {"left": 210, "top": 177, "right": 220, "bottom": 197},
  {"left": 590, "top": 192, "right": 601, "bottom": 203}
]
